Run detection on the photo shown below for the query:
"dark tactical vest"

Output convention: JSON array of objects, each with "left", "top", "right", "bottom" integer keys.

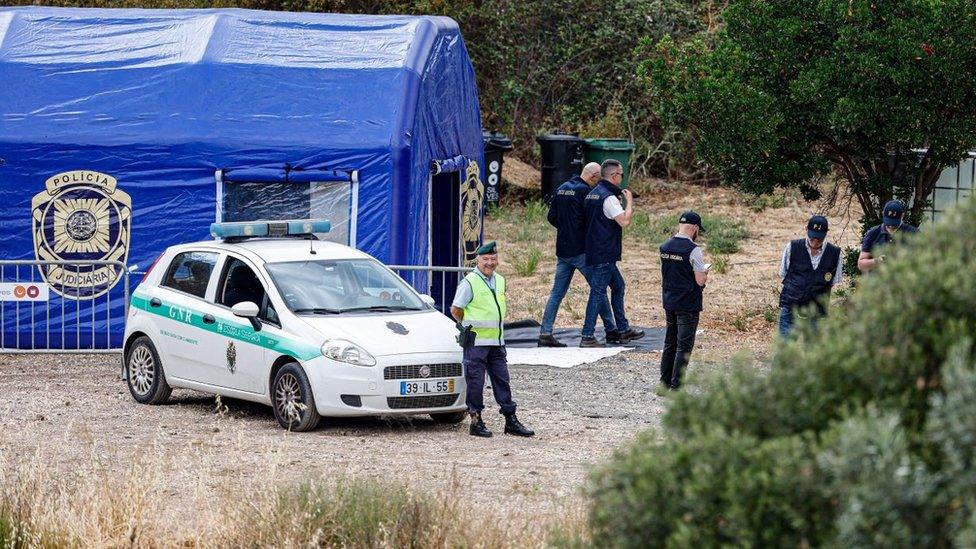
[
  {"left": 584, "top": 180, "right": 623, "bottom": 266},
  {"left": 660, "top": 236, "right": 703, "bottom": 312},
  {"left": 779, "top": 238, "right": 841, "bottom": 314},
  {"left": 548, "top": 176, "right": 589, "bottom": 258}
]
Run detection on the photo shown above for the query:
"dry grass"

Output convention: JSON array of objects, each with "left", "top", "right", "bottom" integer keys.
[{"left": 0, "top": 437, "right": 585, "bottom": 548}]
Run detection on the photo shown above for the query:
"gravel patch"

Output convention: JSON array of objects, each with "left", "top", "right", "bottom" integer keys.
[{"left": 0, "top": 350, "right": 665, "bottom": 521}]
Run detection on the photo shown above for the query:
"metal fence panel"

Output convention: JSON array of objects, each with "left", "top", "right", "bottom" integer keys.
[{"left": 0, "top": 260, "right": 130, "bottom": 353}]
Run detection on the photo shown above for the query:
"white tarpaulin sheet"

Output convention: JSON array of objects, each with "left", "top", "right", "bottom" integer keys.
[{"left": 506, "top": 347, "right": 628, "bottom": 368}]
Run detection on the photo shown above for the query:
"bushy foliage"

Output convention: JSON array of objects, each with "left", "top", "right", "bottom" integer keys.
[
  {"left": 589, "top": 195, "right": 976, "bottom": 546},
  {"left": 644, "top": 0, "right": 976, "bottom": 224}
]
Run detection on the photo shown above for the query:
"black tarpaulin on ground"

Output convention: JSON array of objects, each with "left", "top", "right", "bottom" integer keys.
[{"left": 503, "top": 319, "right": 666, "bottom": 350}]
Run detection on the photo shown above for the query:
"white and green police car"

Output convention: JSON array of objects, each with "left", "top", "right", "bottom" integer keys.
[{"left": 123, "top": 220, "right": 465, "bottom": 431}]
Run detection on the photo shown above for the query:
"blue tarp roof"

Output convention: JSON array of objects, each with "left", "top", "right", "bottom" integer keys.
[
  {"left": 0, "top": 7, "right": 484, "bottom": 349},
  {"left": 0, "top": 7, "right": 468, "bottom": 150}
]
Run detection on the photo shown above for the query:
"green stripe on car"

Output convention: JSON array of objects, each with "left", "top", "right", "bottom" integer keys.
[{"left": 130, "top": 293, "right": 321, "bottom": 361}]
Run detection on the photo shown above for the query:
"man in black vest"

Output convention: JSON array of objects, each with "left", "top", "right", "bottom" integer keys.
[
  {"left": 778, "top": 215, "right": 842, "bottom": 336},
  {"left": 580, "top": 159, "right": 645, "bottom": 347},
  {"left": 538, "top": 162, "right": 615, "bottom": 346},
  {"left": 659, "top": 211, "right": 709, "bottom": 390},
  {"left": 857, "top": 199, "right": 919, "bottom": 273}
]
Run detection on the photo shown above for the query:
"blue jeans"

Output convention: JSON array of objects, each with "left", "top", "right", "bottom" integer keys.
[
  {"left": 582, "top": 262, "right": 629, "bottom": 338},
  {"left": 778, "top": 306, "right": 794, "bottom": 336},
  {"left": 540, "top": 254, "right": 614, "bottom": 334},
  {"left": 779, "top": 305, "right": 824, "bottom": 337}
]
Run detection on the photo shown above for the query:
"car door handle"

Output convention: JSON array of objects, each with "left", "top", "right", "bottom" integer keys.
[
  {"left": 149, "top": 298, "right": 161, "bottom": 308},
  {"left": 202, "top": 314, "right": 216, "bottom": 324}
]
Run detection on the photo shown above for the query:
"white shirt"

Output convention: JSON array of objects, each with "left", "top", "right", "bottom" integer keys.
[
  {"left": 674, "top": 233, "right": 709, "bottom": 272},
  {"left": 779, "top": 239, "right": 843, "bottom": 286},
  {"left": 603, "top": 195, "right": 624, "bottom": 219}
]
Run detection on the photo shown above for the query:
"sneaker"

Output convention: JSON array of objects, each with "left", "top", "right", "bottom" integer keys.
[
  {"left": 618, "top": 328, "right": 646, "bottom": 342},
  {"left": 579, "top": 337, "right": 605, "bottom": 348},
  {"left": 537, "top": 333, "right": 567, "bottom": 347}
]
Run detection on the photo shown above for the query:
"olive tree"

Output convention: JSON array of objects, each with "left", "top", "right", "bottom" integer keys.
[{"left": 643, "top": 0, "right": 976, "bottom": 224}]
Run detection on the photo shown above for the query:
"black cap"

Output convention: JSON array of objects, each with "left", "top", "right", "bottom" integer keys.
[
  {"left": 679, "top": 211, "right": 705, "bottom": 231},
  {"left": 882, "top": 200, "right": 906, "bottom": 226},
  {"left": 807, "top": 215, "right": 829, "bottom": 239}
]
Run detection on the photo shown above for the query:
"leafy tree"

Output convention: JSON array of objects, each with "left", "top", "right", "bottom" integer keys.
[{"left": 644, "top": 0, "right": 976, "bottom": 224}]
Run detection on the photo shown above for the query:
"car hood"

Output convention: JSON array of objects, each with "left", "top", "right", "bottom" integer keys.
[{"left": 298, "top": 310, "right": 461, "bottom": 357}]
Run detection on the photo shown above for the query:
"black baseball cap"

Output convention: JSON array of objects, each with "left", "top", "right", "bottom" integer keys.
[
  {"left": 882, "top": 200, "right": 906, "bottom": 226},
  {"left": 807, "top": 215, "right": 828, "bottom": 239},
  {"left": 679, "top": 211, "right": 705, "bottom": 232}
]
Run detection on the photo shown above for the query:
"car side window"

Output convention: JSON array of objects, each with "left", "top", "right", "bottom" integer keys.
[
  {"left": 218, "top": 257, "right": 278, "bottom": 324},
  {"left": 161, "top": 251, "right": 218, "bottom": 298}
]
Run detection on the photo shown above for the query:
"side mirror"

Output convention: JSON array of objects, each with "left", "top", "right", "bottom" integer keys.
[
  {"left": 231, "top": 301, "right": 261, "bottom": 331},
  {"left": 420, "top": 295, "right": 436, "bottom": 307}
]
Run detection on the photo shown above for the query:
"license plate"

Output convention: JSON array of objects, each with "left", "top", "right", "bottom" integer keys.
[{"left": 399, "top": 378, "right": 455, "bottom": 395}]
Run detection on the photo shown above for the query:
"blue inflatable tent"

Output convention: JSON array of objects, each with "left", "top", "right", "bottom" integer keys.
[{"left": 0, "top": 7, "right": 486, "bottom": 350}]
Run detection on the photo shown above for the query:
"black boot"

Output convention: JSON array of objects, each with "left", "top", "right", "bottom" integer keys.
[
  {"left": 469, "top": 413, "right": 492, "bottom": 437},
  {"left": 503, "top": 413, "right": 535, "bottom": 437}
]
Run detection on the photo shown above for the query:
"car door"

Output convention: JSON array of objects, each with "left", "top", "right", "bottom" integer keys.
[
  {"left": 189, "top": 254, "right": 272, "bottom": 394},
  {"left": 154, "top": 250, "right": 221, "bottom": 381}
]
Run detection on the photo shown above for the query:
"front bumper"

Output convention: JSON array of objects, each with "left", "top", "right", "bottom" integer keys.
[{"left": 304, "top": 351, "right": 466, "bottom": 417}]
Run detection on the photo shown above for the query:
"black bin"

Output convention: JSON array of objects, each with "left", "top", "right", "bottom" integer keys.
[
  {"left": 482, "top": 131, "right": 514, "bottom": 208},
  {"left": 537, "top": 133, "right": 585, "bottom": 200}
]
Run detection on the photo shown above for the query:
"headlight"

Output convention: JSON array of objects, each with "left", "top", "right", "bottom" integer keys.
[{"left": 321, "top": 339, "right": 376, "bottom": 367}]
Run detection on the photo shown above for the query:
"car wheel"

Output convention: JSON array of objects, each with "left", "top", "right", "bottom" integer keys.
[
  {"left": 126, "top": 336, "right": 172, "bottom": 405},
  {"left": 272, "top": 363, "right": 321, "bottom": 432},
  {"left": 430, "top": 411, "right": 467, "bottom": 424}
]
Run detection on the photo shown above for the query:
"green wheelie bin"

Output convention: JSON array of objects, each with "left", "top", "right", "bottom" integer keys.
[{"left": 584, "top": 138, "right": 636, "bottom": 188}]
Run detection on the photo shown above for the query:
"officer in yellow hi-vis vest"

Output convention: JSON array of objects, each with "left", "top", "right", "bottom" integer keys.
[{"left": 450, "top": 242, "right": 535, "bottom": 438}]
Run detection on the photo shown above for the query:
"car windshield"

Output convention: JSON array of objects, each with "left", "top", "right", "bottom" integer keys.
[{"left": 265, "top": 259, "right": 425, "bottom": 314}]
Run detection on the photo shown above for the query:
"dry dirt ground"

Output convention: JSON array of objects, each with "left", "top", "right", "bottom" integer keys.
[
  {"left": 0, "top": 172, "right": 864, "bottom": 538},
  {"left": 0, "top": 350, "right": 662, "bottom": 535}
]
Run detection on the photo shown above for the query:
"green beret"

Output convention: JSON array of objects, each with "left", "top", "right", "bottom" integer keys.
[{"left": 475, "top": 241, "right": 497, "bottom": 255}]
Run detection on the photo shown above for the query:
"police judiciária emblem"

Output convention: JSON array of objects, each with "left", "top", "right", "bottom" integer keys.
[
  {"left": 824, "top": 271, "right": 833, "bottom": 282},
  {"left": 31, "top": 170, "right": 131, "bottom": 300}
]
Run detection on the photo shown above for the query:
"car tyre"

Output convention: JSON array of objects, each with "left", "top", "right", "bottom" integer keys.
[
  {"left": 126, "top": 336, "right": 172, "bottom": 405},
  {"left": 430, "top": 410, "right": 467, "bottom": 424},
  {"left": 272, "top": 363, "right": 321, "bottom": 432}
]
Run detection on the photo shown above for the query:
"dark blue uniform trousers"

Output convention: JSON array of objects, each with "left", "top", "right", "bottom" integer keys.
[{"left": 463, "top": 345, "right": 517, "bottom": 415}]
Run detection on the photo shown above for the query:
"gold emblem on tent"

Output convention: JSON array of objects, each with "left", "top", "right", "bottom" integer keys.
[
  {"left": 460, "top": 161, "right": 484, "bottom": 267},
  {"left": 824, "top": 271, "right": 833, "bottom": 282},
  {"left": 31, "top": 170, "right": 131, "bottom": 300}
]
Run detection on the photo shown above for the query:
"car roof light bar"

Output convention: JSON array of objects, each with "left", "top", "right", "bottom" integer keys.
[{"left": 210, "top": 219, "right": 332, "bottom": 240}]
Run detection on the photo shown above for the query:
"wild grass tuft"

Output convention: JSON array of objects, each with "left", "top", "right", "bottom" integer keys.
[{"left": 513, "top": 248, "right": 543, "bottom": 276}]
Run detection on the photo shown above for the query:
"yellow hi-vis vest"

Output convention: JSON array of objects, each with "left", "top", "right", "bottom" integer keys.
[{"left": 461, "top": 270, "right": 507, "bottom": 346}]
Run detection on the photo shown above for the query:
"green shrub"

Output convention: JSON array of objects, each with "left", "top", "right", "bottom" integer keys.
[
  {"left": 587, "top": 192, "right": 976, "bottom": 547},
  {"left": 702, "top": 215, "right": 748, "bottom": 255},
  {"left": 513, "top": 248, "right": 542, "bottom": 277}
]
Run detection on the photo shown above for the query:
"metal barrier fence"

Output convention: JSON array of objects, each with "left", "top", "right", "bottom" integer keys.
[
  {"left": 388, "top": 265, "right": 471, "bottom": 316},
  {"left": 0, "top": 260, "right": 130, "bottom": 353},
  {"left": 0, "top": 261, "right": 460, "bottom": 353}
]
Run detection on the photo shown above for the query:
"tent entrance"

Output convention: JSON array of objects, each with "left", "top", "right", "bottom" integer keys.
[
  {"left": 215, "top": 168, "right": 359, "bottom": 246},
  {"left": 430, "top": 170, "right": 462, "bottom": 305}
]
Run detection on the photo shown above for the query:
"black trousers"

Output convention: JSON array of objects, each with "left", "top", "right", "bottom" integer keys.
[
  {"left": 660, "top": 310, "right": 700, "bottom": 389},
  {"left": 463, "top": 345, "right": 516, "bottom": 415}
]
